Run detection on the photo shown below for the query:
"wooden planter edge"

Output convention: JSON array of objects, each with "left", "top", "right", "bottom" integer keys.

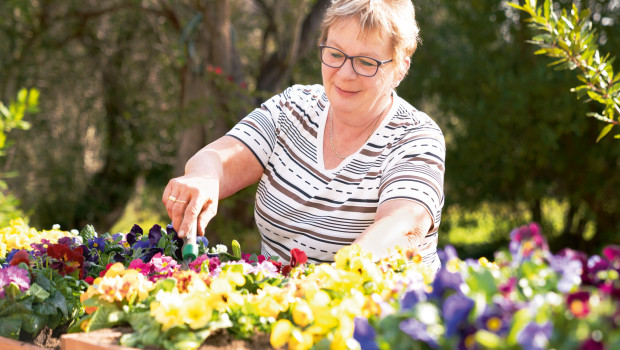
[
  {"left": 61, "top": 329, "right": 138, "bottom": 350},
  {"left": 0, "top": 335, "right": 47, "bottom": 350}
]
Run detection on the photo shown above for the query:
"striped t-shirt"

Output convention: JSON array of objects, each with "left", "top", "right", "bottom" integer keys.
[{"left": 227, "top": 84, "right": 445, "bottom": 269}]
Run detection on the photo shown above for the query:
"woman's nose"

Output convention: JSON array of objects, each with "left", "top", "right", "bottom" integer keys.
[{"left": 337, "top": 57, "right": 359, "bottom": 79}]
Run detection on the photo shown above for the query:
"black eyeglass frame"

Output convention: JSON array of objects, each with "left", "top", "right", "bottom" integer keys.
[{"left": 318, "top": 43, "right": 393, "bottom": 77}]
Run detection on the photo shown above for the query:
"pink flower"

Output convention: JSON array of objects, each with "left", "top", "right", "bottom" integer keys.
[
  {"left": 129, "top": 259, "right": 152, "bottom": 276},
  {"left": 149, "top": 253, "right": 179, "bottom": 273},
  {"left": 0, "top": 266, "right": 30, "bottom": 297}
]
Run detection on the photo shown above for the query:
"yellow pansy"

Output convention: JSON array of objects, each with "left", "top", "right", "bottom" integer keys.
[
  {"left": 270, "top": 319, "right": 293, "bottom": 348},
  {"left": 150, "top": 290, "right": 184, "bottom": 331},
  {"left": 182, "top": 291, "right": 213, "bottom": 329},
  {"left": 292, "top": 300, "right": 314, "bottom": 327},
  {"left": 309, "top": 305, "right": 339, "bottom": 332},
  {"left": 0, "top": 218, "right": 75, "bottom": 258},
  {"left": 330, "top": 316, "right": 354, "bottom": 350},
  {"left": 289, "top": 329, "right": 313, "bottom": 350},
  {"left": 255, "top": 293, "right": 284, "bottom": 318}
]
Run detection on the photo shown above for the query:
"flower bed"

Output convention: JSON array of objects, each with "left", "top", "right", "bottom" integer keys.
[{"left": 1, "top": 219, "right": 619, "bottom": 349}]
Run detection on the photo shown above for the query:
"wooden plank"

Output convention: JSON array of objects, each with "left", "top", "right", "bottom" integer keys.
[
  {"left": 61, "top": 329, "right": 138, "bottom": 350},
  {"left": 0, "top": 336, "right": 46, "bottom": 350}
]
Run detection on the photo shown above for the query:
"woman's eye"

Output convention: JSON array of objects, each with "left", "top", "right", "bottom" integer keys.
[{"left": 358, "top": 58, "right": 377, "bottom": 67}]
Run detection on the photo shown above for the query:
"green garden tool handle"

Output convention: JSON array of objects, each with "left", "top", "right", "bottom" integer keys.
[{"left": 182, "top": 222, "right": 198, "bottom": 262}]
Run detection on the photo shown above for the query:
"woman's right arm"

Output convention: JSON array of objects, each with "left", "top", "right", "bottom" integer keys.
[{"left": 162, "top": 135, "right": 264, "bottom": 238}]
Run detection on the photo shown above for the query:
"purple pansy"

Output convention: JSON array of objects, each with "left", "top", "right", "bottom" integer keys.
[
  {"left": 399, "top": 318, "right": 438, "bottom": 348},
  {"left": 443, "top": 293, "right": 475, "bottom": 338},
  {"left": 509, "top": 222, "right": 548, "bottom": 258},
  {"left": 353, "top": 316, "right": 379, "bottom": 350},
  {"left": 429, "top": 267, "right": 464, "bottom": 300},
  {"left": 517, "top": 322, "right": 552, "bottom": 350},
  {"left": 126, "top": 224, "right": 143, "bottom": 246},
  {"left": 148, "top": 224, "right": 163, "bottom": 248}
]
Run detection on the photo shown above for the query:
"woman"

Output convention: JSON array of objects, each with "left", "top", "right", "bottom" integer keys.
[{"left": 163, "top": 0, "right": 445, "bottom": 270}]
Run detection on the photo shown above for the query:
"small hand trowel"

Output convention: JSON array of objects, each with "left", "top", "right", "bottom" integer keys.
[{"left": 180, "top": 221, "right": 198, "bottom": 271}]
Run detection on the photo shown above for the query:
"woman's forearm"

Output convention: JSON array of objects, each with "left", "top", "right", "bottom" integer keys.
[
  {"left": 354, "top": 200, "right": 432, "bottom": 259},
  {"left": 185, "top": 136, "right": 262, "bottom": 199}
]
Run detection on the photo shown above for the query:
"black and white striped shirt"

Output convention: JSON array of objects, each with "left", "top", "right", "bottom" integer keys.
[{"left": 227, "top": 84, "right": 445, "bottom": 270}]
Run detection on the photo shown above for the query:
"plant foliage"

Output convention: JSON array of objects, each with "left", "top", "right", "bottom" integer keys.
[{"left": 509, "top": 0, "right": 620, "bottom": 141}]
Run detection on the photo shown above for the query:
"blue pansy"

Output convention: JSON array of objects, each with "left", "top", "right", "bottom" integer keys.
[
  {"left": 429, "top": 267, "right": 463, "bottom": 300},
  {"left": 88, "top": 236, "right": 106, "bottom": 253},
  {"left": 353, "top": 316, "right": 379, "bottom": 350},
  {"left": 443, "top": 293, "right": 475, "bottom": 338}
]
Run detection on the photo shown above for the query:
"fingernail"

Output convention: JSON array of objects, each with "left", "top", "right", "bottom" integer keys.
[{"left": 179, "top": 230, "right": 185, "bottom": 237}]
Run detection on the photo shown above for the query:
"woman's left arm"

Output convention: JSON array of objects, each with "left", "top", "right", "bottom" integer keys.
[{"left": 353, "top": 199, "right": 433, "bottom": 259}]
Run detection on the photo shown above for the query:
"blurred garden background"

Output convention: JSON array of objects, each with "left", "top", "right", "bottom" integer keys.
[{"left": 1, "top": 0, "right": 618, "bottom": 260}]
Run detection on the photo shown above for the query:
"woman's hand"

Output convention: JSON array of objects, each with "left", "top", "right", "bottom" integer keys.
[
  {"left": 162, "top": 136, "right": 264, "bottom": 238},
  {"left": 163, "top": 172, "right": 220, "bottom": 238}
]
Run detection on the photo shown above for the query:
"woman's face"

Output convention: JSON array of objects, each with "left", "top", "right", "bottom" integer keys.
[{"left": 322, "top": 18, "right": 401, "bottom": 120}]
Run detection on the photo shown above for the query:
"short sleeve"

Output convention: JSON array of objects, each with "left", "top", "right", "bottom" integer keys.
[
  {"left": 378, "top": 118, "right": 446, "bottom": 225},
  {"left": 226, "top": 88, "right": 288, "bottom": 168}
]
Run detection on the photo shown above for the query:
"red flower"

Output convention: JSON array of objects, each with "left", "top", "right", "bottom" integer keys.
[
  {"left": 290, "top": 248, "right": 308, "bottom": 268},
  {"left": 9, "top": 250, "right": 31, "bottom": 266},
  {"left": 268, "top": 259, "right": 283, "bottom": 272},
  {"left": 84, "top": 276, "right": 95, "bottom": 285},
  {"left": 46, "top": 243, "right": 85, "bottom": 279}
]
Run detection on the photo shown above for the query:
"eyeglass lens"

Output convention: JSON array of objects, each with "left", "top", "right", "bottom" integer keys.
[{"left": 320, "top": 46, "right": 380, "bottom": 77}]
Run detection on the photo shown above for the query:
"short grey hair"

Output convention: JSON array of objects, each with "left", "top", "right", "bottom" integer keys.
[{"left": 318, "top": 0, "right": 421, "bottom": 68}]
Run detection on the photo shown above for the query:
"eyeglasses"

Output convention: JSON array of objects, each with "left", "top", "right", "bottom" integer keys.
[{"left": 319, "top": 44, "right": 393, "bottom": 77}]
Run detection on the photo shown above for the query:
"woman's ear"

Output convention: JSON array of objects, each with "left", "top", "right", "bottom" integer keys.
[{"left": 394, "top": 57, "right": 411, "bottom": 88}]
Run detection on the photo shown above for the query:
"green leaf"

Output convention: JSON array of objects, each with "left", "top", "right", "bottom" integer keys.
[
  {"left": 27, "top": 88, "right": 39, "bottom": 107},
  {"left": 596, "top": 124, "right": 614, "bottom": 143},
  {"left": 4, "top": 282, "right": 25, "bottom": 299},
  {"left": 475, "top": 329, "right": 502, "bottom": 348},
  {"left": 49, "top": 289, "right": 69, "bottom": 317},
  {"left": 0, "top": 102, "right": 9, "bottom": 118},
  {"left": 27, "top": 283, "right": 51, "bottom": 302},
  {"left": 0, "top": 314, "right": 23, "bottom": 339},
  {"left": 586, "top": 90, "right": 606, "bottom": 104},
  {"left": 507, "top": 309, "right": 533, "bottom": 344},
  {"left": 34, "top": 272, "right": 52, "bottom": 291},
  {"left": 86, "top": 307, "right": 125, "bottom": 332},
  {"left": 17, "top": 88, "right": 28, "bottom": 104},
  {"left": 21, "top": 312, "right": 45, "bottom": 335},
  {"left": 467, "top": 268, "right": 498, "bottom": 301},
  {"left": 80, "top": 224, "right": 96, "bottom": 241},
  {"left": 232, "top": 239, "right": 241, "bottom": 259},
  {"left": 33, "top": 300, "right": 56, "bottom": 316}
]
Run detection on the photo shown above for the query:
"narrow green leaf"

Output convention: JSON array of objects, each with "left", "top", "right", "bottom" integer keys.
[
  {"left": 17, "top": 88, "right": 28, "bottom": 104},
  {"left": 596, "top": 124, "right": 614, "bottom": 143}
]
